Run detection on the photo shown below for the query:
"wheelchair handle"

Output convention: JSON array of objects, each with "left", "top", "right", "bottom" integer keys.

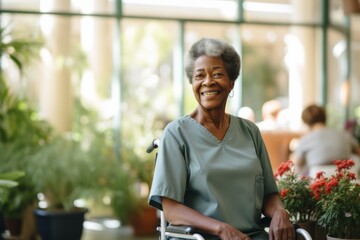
[{"left": 146, "top": 139, "right": 160, "bottom": 153}]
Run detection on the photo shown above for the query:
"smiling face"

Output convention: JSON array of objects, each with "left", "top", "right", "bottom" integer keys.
[{"left": 192, "top": 55, "right": 234, "bottom": 112}]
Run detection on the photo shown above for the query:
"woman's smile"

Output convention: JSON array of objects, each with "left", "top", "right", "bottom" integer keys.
[{"left": 201, "top": 90, "right": 221, "bottom": 96}]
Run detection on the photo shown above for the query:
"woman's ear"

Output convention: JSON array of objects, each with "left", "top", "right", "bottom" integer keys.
[{"left": 230, "top": 80, "right": 235, "bottom": 90}]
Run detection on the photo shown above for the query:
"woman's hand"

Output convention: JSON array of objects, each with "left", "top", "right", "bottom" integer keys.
[
  {"left": 162, "top": 197, "right": 250, "bottom": 240},
  {"left": 268, "top": 208, "right": 295, "bottom": 240},
  {"left": 218, "top": 222, "right": 251, "bottom": 240}
]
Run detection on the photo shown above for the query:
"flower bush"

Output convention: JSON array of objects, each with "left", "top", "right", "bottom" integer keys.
[
  {"left": 274, "top": 160, "right": 317, "bottom": 223},
  {"left": 310, "top": 159, "right": 360, "bottom": 239}
]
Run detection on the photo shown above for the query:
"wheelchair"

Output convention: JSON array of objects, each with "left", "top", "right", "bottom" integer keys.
[{"left": 147, "top": 139, "right": 312, "bottom": 240}]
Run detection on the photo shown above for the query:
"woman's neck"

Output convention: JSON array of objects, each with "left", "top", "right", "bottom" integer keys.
[
  {"left": 190, "top": 108, "right": 228, "bottom": 129},
  {"left": 190, "top": 108, "right": 230, "bottom": 141}
]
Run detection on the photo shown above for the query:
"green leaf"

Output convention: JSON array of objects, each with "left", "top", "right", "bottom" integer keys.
[
  {"left": 0, "top": 179, "right": 19, "bottom": 188},
  {"left": 0, "top": 171, "right": 25, "bottom": 181}
]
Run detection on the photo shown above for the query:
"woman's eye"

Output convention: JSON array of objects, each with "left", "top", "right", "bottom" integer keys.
[
  {"left": 213, "top": 73, "right": 223, "bottom": 78},
  {"left": 194, "top": 73, "right": 204, "bottom": 79}
]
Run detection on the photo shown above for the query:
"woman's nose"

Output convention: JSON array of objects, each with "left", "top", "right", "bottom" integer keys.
[{"left": 202, "top": 75, "right": 214, "bottom": 86}]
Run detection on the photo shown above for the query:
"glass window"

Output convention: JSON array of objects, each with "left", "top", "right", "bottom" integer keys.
[
  {"left": 241, "top": 24, "right": 290, "bottom": 122},
  {"left": 1, "top": 13, "right": 117, "bottom": 137},
  {"left": 329, "top": 0, "right": 345, "bottom": 26},
  {"left": 349, "top": 16, "right": 360, "bottom": 120},
  {"left": 241, "top": 24, "right": 322, "bottom": 129},
  {"left": 121, "top": 19, "right": 179, "bottom": 152},
  {"left": 243, "top": 0, "right": 322, "bottom": 24},
  {"left": 327, "top": 29, "right": 347, "bottom": 129}
]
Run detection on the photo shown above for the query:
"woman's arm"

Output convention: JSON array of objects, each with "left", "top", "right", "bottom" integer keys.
[
  {"left": 262, "top": 193, "right": 295, "bottom": 240},
  {"left": 162, "top": 197, "right": 251, "bottom": 240}
]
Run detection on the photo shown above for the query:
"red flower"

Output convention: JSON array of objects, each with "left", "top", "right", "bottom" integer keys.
[
  {"left": 315, "top": 171, "right": 325, "bottom": 179},
  {"left": 275, "top": 160, "right": 293, "bottom": 178},
  {"left": 310, "top": 178, "right": 326, "bottom": 200},
  {"left": 347, "top": 173, "right": 356, "bottom": 180},
  {"left": 325, "top": 178, "right": 338, "bottom": 194},
  {"left": 274, "top": 160, "right": 317, "bottom": 222},
  {"left": 333, "top": 159, "right": 355, "bottom": 172},
  {"left": 312, "top": 159, "right": 360, "bottom": 238},
  {"left": 280, "top": 188, "right": 288, "bottom": 197}
]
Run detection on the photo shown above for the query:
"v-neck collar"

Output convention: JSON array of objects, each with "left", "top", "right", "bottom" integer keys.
[{"left": 186, "top": 115, "right": 233, "bottom": 144}]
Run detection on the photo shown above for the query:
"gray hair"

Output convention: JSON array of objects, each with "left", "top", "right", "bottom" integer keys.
[{"left": 185, "top": 38, "right": 241, "bottom": 83}]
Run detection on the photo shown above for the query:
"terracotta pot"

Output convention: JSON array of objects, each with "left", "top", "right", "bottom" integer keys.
[
  {"left": 4, "top": 217, "right": 22, "bottom": 237},
  {"left": 130, "top": 206, "right": 158, "bottom": 236}
]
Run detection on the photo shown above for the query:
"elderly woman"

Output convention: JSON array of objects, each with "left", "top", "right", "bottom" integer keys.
[{"left": 149, "top": 38, "right": 294, "bottom": 240}]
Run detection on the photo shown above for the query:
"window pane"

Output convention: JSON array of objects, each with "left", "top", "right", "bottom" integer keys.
[
  {"left": 241, "top": 24, "right": 322, "bottom": 129},
  {"left": 243, "top": 0, "right": 322, "bottom": 24},
  {"left": 349, "top": 16, "right": 360, "bottom": 120},
  {"left": 241, "top": 24, "right": 289, "bottom": 122},
  {"left": 327, "top": 29, "right": 347, "bottom": 128},
  {"left": 123, "top": 0, "right": 238, "bottom": 21},
  {"left": 121, "top": 19, "right": 179, "bottom": 151},
  {"left": 329, "top": 0, "right": 345, "bottom": 25},
  {"left": 1, "top": 13, "right": 117, "bottom": 137}
]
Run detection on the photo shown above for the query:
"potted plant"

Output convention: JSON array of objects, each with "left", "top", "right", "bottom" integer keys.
[
  {"left": 110, "top": 143, "right": 158, "bottom": 236},
  {"left": 274, "top": 160, "right": 317, "bottom": 238},
  {"left": 0, "top": 170, "right": 25, "bottom": 239},
  {"left": 310, "top": 159, "right": 360, "bottom": 240},
  {"left": 127, "top": 156, "right": 158, "bottom": 236},
  {"left": 26, "top": 136, "right": 94, "bottom": 240},
  {"left": 0, "top": 171, "right": 25, "bottom": 206},
  {"left": 0, "top": 25, "right": 50, "bottom": 238}
]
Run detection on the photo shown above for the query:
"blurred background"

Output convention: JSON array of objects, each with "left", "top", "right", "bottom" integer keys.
[{"left": 1, "top": 0, "right": 360, "bottom": 239}]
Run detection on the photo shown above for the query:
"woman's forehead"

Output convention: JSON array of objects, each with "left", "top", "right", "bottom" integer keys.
[{"left": 193, "top": 55, "right": 225, "bottom": 70}]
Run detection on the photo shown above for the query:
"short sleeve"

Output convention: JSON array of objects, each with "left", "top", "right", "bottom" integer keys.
[{"left": 148, "top": 123, "right": 188, "bottom": 210}]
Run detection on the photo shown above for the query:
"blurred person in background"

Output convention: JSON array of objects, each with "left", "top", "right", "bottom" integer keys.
[
  {"left": 257, "top": 99, "right": 282, "bottom": 131},
  {"left": 237, "top": 106, "right": 256, "bottom": 122},
  {"left": 291, "top": 104, "right": 360, "bottom": 176}
]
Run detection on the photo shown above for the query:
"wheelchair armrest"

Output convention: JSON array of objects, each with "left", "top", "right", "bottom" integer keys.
[
  {"left": 166, "top": 225, "right": 197, "bottom": 234},
  {"left": 259, "top": 216, "right": 313, "bottom": 239},
  {"left": 159, "top": 217, "right": 312, "bottom": 240}
]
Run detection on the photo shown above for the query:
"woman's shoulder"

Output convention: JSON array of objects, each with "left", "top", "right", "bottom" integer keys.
[
  {"left": 165, "top": 115, "right": 193, "bottom": 128},
  {"left": 163, "top": 115, "right": 198, "bottom": 135}
]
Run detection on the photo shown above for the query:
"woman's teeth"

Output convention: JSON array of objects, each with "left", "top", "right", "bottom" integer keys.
[{"left": 202, "top": 91, "right": 219, "bottom": 96}]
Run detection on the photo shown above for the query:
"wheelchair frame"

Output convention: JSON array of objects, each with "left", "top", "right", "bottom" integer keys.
[{"left": 147, "top": 139, "right": 312, "bottom": 240}]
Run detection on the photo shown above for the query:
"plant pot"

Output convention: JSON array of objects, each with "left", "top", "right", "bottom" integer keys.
[
  {"left": 297, "top": 221, "right": 316, "bottom": 240},
  {"left": 327, "top": 235, "right": 360, "bottom": 240},
  {"left": 129, "top": 206, "right": 158, "bottom": 236},
  {"left": 315, "top": 224, "right": 327, "bottom": 240},
  {"left": 4, "top": 217, "right": 22, "bottom": 237},
  {"left": 34, "top": 208, "right": 87, "bottom": 240}
]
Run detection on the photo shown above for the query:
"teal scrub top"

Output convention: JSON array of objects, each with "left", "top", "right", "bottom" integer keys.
[{"left": 149, "top": 115, "right": 278, "bottom": 239}]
